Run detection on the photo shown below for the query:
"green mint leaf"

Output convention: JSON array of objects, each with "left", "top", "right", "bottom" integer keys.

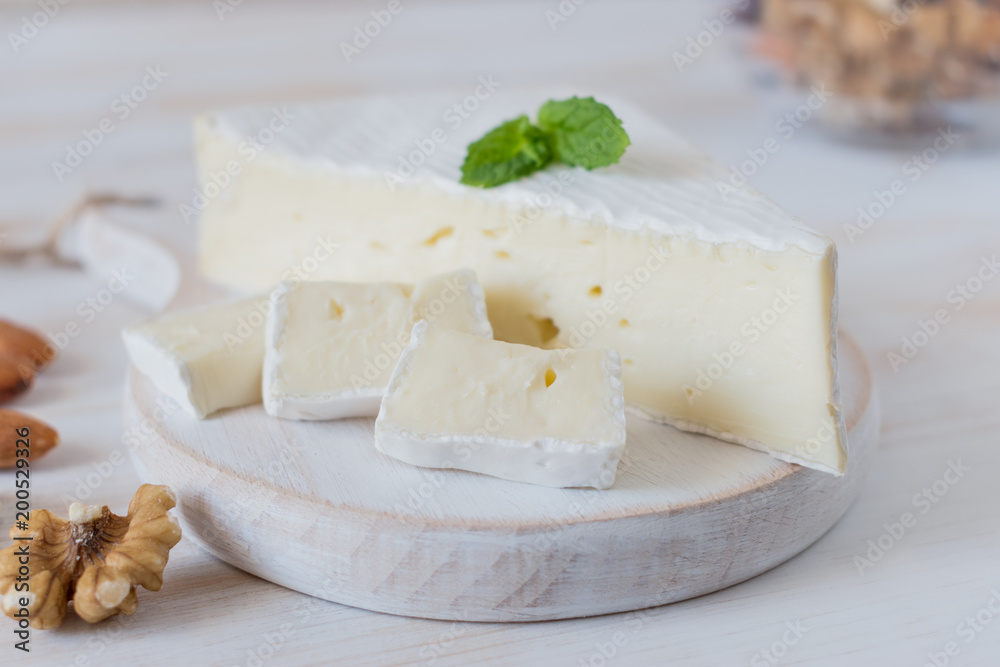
[
  {"left": 537, "top": 96, "right": 630, "bottom": 169},
  {"left": 460, "top": 115, "right": 554, "bottom": 188}
]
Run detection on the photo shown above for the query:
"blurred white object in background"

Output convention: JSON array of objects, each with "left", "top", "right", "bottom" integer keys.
[{"left": 2, "top": 194, "right": 180, "bottom": 312}]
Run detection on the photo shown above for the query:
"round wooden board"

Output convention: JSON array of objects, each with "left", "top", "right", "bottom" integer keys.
[{"left": 124, "top": 333, "right": 878, "bottom": 622}]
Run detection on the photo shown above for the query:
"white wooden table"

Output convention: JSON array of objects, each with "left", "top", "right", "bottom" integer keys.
[{"left": 2, "top": 1, "right": 999, "bottom": 664}]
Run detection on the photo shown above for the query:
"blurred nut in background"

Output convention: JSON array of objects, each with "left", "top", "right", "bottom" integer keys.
[
  {"left": 0, "top": 356, "right": 33, "bottom": 404},
  {"left": 0, "top": 319, "right": 57, "bottom": 403},
  {"left": 0, "top": 319, "right": 56, "bottom": 371},
  {"left": 760, "top": 0, "right": 1000, "bottom": 135},
  {"left": 0, "top": 408, "right": 59, "bottom": 468}
]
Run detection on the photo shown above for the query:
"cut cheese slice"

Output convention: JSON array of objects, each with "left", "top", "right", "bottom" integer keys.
[
  {"left": 263, "top": 269, "right": 491, "bottom": 420},
  {"left": 123, "top": 296, "right": 270, "bottom": 418},
  {"left": 375, "top": 321, "right": 627, "bottom": 489},
  {"left": 195, "top": 92, "right": 847, "bottom": 473}
]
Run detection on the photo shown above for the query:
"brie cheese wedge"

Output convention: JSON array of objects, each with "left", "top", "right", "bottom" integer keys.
[
  {"left": 263, "top": 269, "right": 491, "bottom": 420},
  {"left": 195, "top": 93, "right": 847, "bottom": 473},
  {"left": 375, "top": 321, "right": 627, "bottom": 489},
  {"left": 123, "top": 296, "right": 270, "bottom": 419}
]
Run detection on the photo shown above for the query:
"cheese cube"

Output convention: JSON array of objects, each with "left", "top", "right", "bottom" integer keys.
[
  {"left": 123, "top": 296, "right": 270, "bottom": 419},
  {"left": 263, "top": 269, "right": 491, "bottom": 420},
  {"left": 375, "top": 321, "right": 627, "bottom": 489}
]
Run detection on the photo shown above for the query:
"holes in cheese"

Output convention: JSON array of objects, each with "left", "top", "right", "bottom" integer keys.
[
  {"left": 374, "top": 322, "right": 627, "bottom": 489},
  {"left": 528, "top": 315, "right": 560, "bottom": 345},
  {"left": 263, "top": 269, "right": 492, "bottom": 421},
  {"left": 423, "top": 227, "right": 454, "bottom": 246}
]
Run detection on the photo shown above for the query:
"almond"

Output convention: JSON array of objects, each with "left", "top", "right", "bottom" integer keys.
[
  {"left": 0, "top": 354, "right": 34, "bottom": 404},
  {"left": 0, "top": 408, "right": 59, "bottom": 468},
  {"left": 0, "top": 319, "right": 56, "bottom": 371}
]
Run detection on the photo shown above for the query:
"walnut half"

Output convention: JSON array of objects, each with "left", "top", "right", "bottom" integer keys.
[{"left": 0, "top": 484, "right": 182, "bottom": 629}]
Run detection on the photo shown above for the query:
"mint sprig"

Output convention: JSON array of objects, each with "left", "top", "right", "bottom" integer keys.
[
  {"left": 460, "top": 97, "right": 630, "bottom": 188},
  {"left": 538, "top": 97, "right": 631, "bottom": 169},
  {"left": 459, "top": 116, "right": 553, "bottom": 188}
]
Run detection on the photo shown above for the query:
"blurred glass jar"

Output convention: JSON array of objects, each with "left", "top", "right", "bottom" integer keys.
[{"left": 757, "top": 0, "right": 1000, "bottom": 144}]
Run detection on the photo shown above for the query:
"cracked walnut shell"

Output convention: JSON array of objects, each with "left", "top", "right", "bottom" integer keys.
[{"left": 0, "top": 484, "right": 182, "bottom": 630}]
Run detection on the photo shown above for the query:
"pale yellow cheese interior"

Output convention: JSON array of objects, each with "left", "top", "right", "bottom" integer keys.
[
  {"left": 274, "top": 282, "right": 412, "bottom": 396},
  {"left": 384, "top": 325, "right": 620, "bottom": 445},
  {"left": 123, "top": 296, "right": 268, "bottom": 418}
]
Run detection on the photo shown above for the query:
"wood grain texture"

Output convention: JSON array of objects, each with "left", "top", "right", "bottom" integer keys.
[{"left": 123, "top": 334, "right": 878, "bottom": 622}]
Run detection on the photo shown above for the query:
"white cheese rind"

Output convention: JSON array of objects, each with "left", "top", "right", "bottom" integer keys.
[
  {"left": 409, "top": 269, "right": 493, "bottom": 339},
  {"left": 201, "top": 93, "right": 829, "bottom": 255},
  {"left": 196, "top": 93, "right": 847, "bottom": 473},
  {"left": 122, "top": 296, "right": 268, "bottom": 419},
  {"left": 374, "top": 322, "right": 628, "bottom": 490},
  {"left": 262, "top": 269, "right": 492, "bottom": 420}
]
